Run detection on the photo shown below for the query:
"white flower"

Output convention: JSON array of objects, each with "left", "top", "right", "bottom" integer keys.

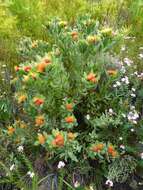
[
  {"left": 131, "top": 88, "right": 136, "bottom": 92},
  {"left": 122, "top": 113, "right": 126, "bottom": 118},
  {"left": 86, "top": 114, "right": 90, "bottom": 120},
  {"left": 57, "top": 161, "right": 65, "bottom": 169},
  {"left": 113, "top": 84, "right": 117, "bottom": 88},
  {"left": 121, "top": 46, "right": 126, "bottom": 51},
  {"left": 120, "top": 145, "right": 125, "bottom": 150},
  {"left": 17, "top": 145, "right": 24, "bottom": 153},
  {"left": 119, "top": 137, "right": 123, "bottom": 141},
  {"left": 74, "top": 181, "right": 80, "bottom": 188},
  {"left": 27, "top": 171, "right": 35, "bottom": 178},
  {"left": 131, "top": 93, "right": 136, "bottom": 97},
  {"left": 109, "top": 108, "right": 114, "bottom": 115},
  {"left": 140, "top": 153, "right": 143, "bottom": 159},
  {"left": 124, "top": 58, "right": 133, "bottom": 66},
  {"left": 116, "top": 81, "right": 121, "bottom": 86},
  {"left": 105, "top": 179, "right": 113, "bottom": 187},
  {"left": 10, "top": 164, "right": 15, "bottom": 171},
  {"left": 121, "top": 76, "right": 129, "bottom": 84},
  {"left": 131, "top": 128, "right": 135, "bottom": 132},
  {"left": 139, "top": 53, "right": 143, "bottom": 59}
]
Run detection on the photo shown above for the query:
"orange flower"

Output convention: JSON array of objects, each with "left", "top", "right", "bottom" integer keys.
[
  {"left": 108, "top": 145, "right": 114, "bottom": 154},
  {"left": 38, "top": 134, "right": 46, "bottom": 145},
  {"left": 111, "top": 150, "right": 118, "bottom": 158},
  {"left": 18, "top": 95, "right": 27, "bottom": 104},
  {"left": 33, "top": 97, "right": 44, "bottom": 106},
  {"left": 68, "top": 132, "right": 75, "bottom": 141},
  {"left": 23, "top": 66, "right": 31, "bottom": 72},
  {"left": 35, "top": 115, "right": 45, "bottom": 127},
  {"left": 37, "top": 61, "right": 51, "bottom": 73},
  {"left": 86, "top": 72, "right": 97, "bottom": 83},
  {"left": 71, "top": 31, "right": 78, "bottom": 40},
  {"left": 87, "top": 35, "right": 101, "bottom": 43},
  {"left": 66, "top": 103, "right": 73, "bottom": 111},
  {"left": 32, "top": 41, "right": 38, "bottom": 48},
  {"left": 65, "top": 116, "right": 75, "bottom": 123},
  {"left": 52, "top": 133, "right": 64, "bottom": 147},
  {"left": 8, "top": 127, "right": 15, "bottom": 135},
  {"left": 92, "top": 143, "right": 104, "bottom": 152},
  {"left": 107, "top": 69, "right": 117, "bottom": 76},
  {"left": 14, "top": 66, "right": 20, "bottom": 72}
]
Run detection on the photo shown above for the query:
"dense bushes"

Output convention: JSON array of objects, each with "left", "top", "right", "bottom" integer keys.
[
  {"left": 0, "top": 1, "right": 143, "bottom": 190},
  {"left": 0, "top": 15, "right": 143, "bottom": 190}
]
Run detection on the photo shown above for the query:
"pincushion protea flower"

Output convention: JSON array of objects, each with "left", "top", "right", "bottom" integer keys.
[
  {"left": 86, "top": 72, "right": 97, "bottom": 83},
  {"left": 33, "top": 97, "right": 44, "bottom": 106},
  {"left": 52, "top": 133, "right": 64, "bottom": 147},
  {"left": 107, "top": 69, "right": 117, "bottom": 76},
  {"left": 8, "top": 126, "right": 15, "bottom": 135},
  {"left": 92, "top": 143, "right": 104, "bottom": 152},
  {"left": 35, "top": 115, "right": 45, "bottom": 127},
  {"left": 65, "top": 116, "right": 75, "bottom": 123},
  {"left": 38, "top": 134, "right": 46, "bottom": 145}
]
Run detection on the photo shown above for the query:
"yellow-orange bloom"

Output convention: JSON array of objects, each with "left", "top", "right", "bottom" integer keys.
[
  {"left": 65, "top": 116, "right": 75, "bottom": 123},
  {"left": 8, "top": 127, "right": 15, "bottom": 135},
  {"left": 66, "top": 103, "right": 73, "bottom": 111},
  {"left": 86, "top": 72, "right": 97, "bottom": 83},
  {"left": 68, "top": 132, "right": 75, "bottom": 141},
  {"left": 35, "top": 115, "right": 45, "bottom": 127},
  {"left": 107, "top": 69, "right": 117, "bottom": 76},
  {"left": 38, "top": 134, "right": 46, "bottom": 145},
  {"left": 18, "top": 95, "right": 27, "bottom": 104}
]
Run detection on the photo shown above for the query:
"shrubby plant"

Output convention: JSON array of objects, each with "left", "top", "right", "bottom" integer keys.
[{"left": 0, "top": 15, "right": 142, "bottom": 190}]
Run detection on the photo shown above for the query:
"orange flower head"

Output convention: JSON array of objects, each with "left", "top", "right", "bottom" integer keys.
[
  {"left": 111, "top": 150, "right": 118, "bottom": 158},
  {"left": 92, "top": 143, "right": 104, "bottom": 152},
  {"left": 86, "top": 72, "right": 97, "bottom": 83},
  {"left": 35, "top": 115, "right": 45, "bottom": 127},
  {"left": 18, "top": 95, "right": 27, "bottom": 104},
  {"left": 107, "top": 69, "right": 117, "bottom": 76},
  {"left": 66, "top": 103, "right": 73, "bottom": 111},
  {"left": 68, "top": 132, "right": 75, "bottom": 141},
  {"left": 108, "top": 145, "right": 114, "bottom": 154},
  {"left": 14, "top": 66, "right": 20, "bottom": 72},
  {"left": 54, "top": 133, "right": 64, "bottom": 147},
  {"left": 32, "top": 41, "right": 38, "bottom": 48},
  {"left": 65, "top": 116, "right": 75, "bottom": 123},
  {"left": 23, "top": 66, "right": 31, "bottom": 72},
  {"left": 37, "top": 62, "right": 48, "bottom": 73},
  {"left": 8, "top": 127, "right": 15, "bottom": 135},
  {"left": 71, "top": 31, "right": 78, "bottom": 40},
  {"left": 38, "top": 134, "right": 46, "bottom": 145},
  {"left": 33, "top": 97, "right": 44, "bottom": 106}
]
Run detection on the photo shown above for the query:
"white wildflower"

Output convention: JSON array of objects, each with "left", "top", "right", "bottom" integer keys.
[
  {"left": 105, "top": 179, "right": 113, "bottom": 187},
  {"left": 10, "top": 164, "right": 15, "bottom": 171},
  {"left": 140, "top": 153, "right": 143, "bottom": 159},
  {"left": 86, "top": 114, "right": 90, "bottom": 120},
  {"left": 57, "top": 161, "right": 65, "bottom": 169},
  {"left": 120, "top": 145, "right": 125, "bottom": 150},
  {"left": 119, "top": 137, "right": 123, "bottom": 141},
  {"left": 27, "top": 171, "right": 35, "bottom": 178},
  {"left": 74, "top": 181, "right": 80, "bottom": 188},
  {"left": 17, "top": 145, "right": 24, "bottom": 153}
]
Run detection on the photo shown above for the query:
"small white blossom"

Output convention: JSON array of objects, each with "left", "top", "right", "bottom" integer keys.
[
  {"left": 74, "top": 181, "right": 80, "bottom": 188},
  {"left": 108, "top": 108, "right": 114, "bottom": 115},
  {"left": 57, "top": 161, "right": 65, "bottom": 169},
  {"left": 131, "top": 128, "right": 135, "bottom": 132},
  {"left": 124, "top": 58, "right": 133, "bottom": 66},
  {"left": 119, "top": 137, "right": 123, "bottom": 141},
  {"left": 10, "top": 164, "right": 15, "bottom": 171},
  {"left": 17, "top": 145, "right": 24, "bottom": 153},
  {"left": 122, "top": 113, "right": 126, "bottom": 118},
  {"left": 120, "top": 145, "right": 125, "bottom": 150},
  {"left": 131, "top": 93, "right": 136, "bottom": 97},
  {"left": 121, "top": 46, "right": 126, "bottom": 51},
  {"left": 140, "top": 153, "right": 143, "bottom": 159},
  {"left": 105, "top": 179, "right": 113, "bottom": 187},
  {"left": 131, "top": 88, "right": 136, "bottom": 92},
  {"left": 116, "top": 81, "right": 121, "bottom": 86},
  {"left": 86, "top": 114, "right": 90, "bottom": 120},
  {"left": 27, "top": 171, "right": 35, "bottom": 178},
  {"left": 139, "top": 53, "right": 143, "bottom": 59}
]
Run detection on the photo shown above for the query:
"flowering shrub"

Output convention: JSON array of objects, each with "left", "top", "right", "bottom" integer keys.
[{"left": 1, "top": 15, "right": 143, "bottom": 189}]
